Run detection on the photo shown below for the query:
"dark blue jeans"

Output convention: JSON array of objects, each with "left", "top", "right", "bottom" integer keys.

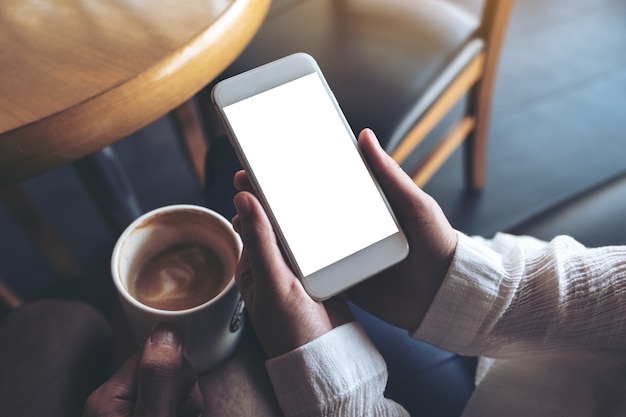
[
  {"left": 351, "top": 303, "right": 476, "bottom": 416},
  {"left": 204, "top": 135, "right": 476, "bottom": 416}
]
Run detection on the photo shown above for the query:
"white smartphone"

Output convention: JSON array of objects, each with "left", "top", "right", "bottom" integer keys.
[{"left": 212, "top": 53, "right": 408, "bottom": 300}]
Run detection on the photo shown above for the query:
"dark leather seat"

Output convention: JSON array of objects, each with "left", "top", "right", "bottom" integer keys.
[{"left": 351, "top": 302, "right": 477, "bottom": 417}]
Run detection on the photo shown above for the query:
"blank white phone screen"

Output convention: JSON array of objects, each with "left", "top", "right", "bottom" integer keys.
[{"left": 223, "top": 73, "right": 399, "bottom": 277}]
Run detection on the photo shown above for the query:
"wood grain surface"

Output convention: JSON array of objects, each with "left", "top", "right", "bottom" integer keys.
[{"left": 0, "top": 0, "right": 269, "bottom": 186}]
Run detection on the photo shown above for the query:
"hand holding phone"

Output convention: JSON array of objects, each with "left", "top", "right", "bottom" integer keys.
[{"left": 212, "top": 53, "right": 408, "bottom": 300}]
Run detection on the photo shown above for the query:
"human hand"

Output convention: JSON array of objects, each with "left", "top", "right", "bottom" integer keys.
[
  {"left": 232, "top": 188, "right": 352, "bottom": 359},
  {"left": 83, "top": 323, "right": 203, "bottom": 417},
  {"left": 346, "top": 128, "right": 458, "bottom": 332}
]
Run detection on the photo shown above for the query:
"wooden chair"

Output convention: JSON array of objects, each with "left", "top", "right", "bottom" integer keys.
[{"left": 189, "top": 0, "right": 515, "bottom": 190}]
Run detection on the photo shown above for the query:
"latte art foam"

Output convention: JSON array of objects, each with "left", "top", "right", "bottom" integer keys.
[{"left": 130, "top": 243, "right": 227, "bottom": 311}]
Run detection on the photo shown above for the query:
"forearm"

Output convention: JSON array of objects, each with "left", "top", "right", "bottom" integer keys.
[
  {"left": 266, "top": 323, "right": 409, "bottom": 417},
  {"left": 417, "top": 232, "right": 626, "bottom": 356}
]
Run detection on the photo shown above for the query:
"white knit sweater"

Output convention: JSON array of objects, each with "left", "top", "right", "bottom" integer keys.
[{"left": 267, "top": 232, "right": 626, "bottom": 416}]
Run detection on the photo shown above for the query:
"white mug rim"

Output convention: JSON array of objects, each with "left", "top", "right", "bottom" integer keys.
[{"left": 111, "top": 204, "right": 242, "bottom": 317}]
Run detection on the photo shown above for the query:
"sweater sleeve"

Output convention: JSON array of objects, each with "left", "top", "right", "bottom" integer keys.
[
  {"left": 266, "top": 322, "right": 409, "bottom": 417},
  {"left": 416, "top": 231, "right": 626, "bottom": 357}
]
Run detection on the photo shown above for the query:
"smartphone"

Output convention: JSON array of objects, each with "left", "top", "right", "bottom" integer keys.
[{"left": 212, "top": 53, "right": 408, "bottom": 300}]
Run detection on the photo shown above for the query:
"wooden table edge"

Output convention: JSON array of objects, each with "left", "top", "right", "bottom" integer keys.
[{"left": 0, "top": 0, "right": 270, "bottom": 187}]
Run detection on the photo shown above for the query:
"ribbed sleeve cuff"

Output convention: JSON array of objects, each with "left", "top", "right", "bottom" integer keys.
[
  {"left": 266, "top": 322, "right": 394, "bottom": 417},
  {"left": 414, "top": 231, "right": 508, "bottom": 353}
]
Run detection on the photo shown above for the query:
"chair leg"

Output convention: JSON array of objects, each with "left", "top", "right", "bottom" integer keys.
[
  {"left": 464, "top": 112, "right": 489, "bottom": 191},
  {"left": 0, "top": 185, "right": 81, "bottom": 281},
  {"left": 170, "top": 98, "right": 209, "bottom": 186},
  {"left": 466, "top": 0, "right": 516, "bottom": 190},
  {"left": 0, "top": 276, "right": 22, "bottom": 310},
  {"left": 73, "top": 147, "right": 143, "bottom": 234}
]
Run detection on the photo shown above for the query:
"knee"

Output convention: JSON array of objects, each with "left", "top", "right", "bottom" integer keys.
[
  {"left": 10, "top": 298, "right": 109, "bottom": 336},
  {"left": 0, "top": 299, "right": 114, "bottom": 417},
  {"left": 1, "top": 299, "right": 113, "bottom": 366}
]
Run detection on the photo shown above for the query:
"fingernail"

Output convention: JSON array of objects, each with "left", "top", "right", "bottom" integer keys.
[
  {"left": 232, "top": 215, "right": 242, "bottom": 233},
  {"left": 365, "top": 128, "right": 381, "bottom": 145},
  {"left": 150, "top": 323, "right": 181, "bottom": 347}
]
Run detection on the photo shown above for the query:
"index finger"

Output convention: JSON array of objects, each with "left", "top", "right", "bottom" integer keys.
[
  {"left": 233, "top": 191, "right": 295, "bottom": 288},
  {"left": 83, "top": 352, "right": 139, "bottom": 416}
]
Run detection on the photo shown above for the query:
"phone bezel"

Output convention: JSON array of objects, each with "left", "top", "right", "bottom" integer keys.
[{"left": 212, "top": 53, "right": 408, "bottom": 300}]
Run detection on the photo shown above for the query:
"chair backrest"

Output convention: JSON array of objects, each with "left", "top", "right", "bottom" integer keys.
[{"left": 196, "top": 0, "right": 515, "bottom": 190}]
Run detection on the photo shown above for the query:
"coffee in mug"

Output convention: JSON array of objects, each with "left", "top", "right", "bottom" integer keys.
[
  {"left": 128, "top": 242, "right": 228, "bottom": 311},
  {"left": 112, "top": 205, "right": 244, "bottom": 372}
]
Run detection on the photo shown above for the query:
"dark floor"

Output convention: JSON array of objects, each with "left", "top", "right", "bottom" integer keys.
[{"left": 1, "top": 0, "right": 626, "bottom": 319}]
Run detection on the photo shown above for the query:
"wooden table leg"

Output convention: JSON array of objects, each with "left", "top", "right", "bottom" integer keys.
[{"left": 0, "top": 185, "right": 80, "bottom": 281}]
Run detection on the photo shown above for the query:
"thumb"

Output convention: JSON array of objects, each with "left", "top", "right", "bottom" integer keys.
[
  {"left": 357, "top": 128, "right": 451, "bottom": 233},
  {"left": 357, "top": 128, "right": 430, "bottom": 217},
  {"left": 134, "top": 323, "right": 184, "bottom": 417}
]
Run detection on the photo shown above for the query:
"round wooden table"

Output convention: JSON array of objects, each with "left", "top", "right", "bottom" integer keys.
[{"left": 0, "top": 0, "right": 269, "bottom": 186}]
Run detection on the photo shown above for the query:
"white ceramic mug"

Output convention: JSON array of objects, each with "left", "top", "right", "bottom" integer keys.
[{"left": 111, "top": 204, "right": 245, "bottom": 372}]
